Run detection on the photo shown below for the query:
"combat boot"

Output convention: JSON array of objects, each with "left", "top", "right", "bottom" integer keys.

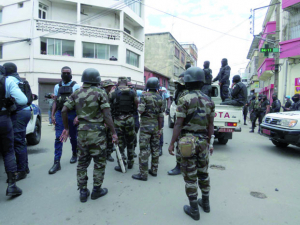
[
  {"left": 16, "top": 171, "right": 27, "bottom": 181},
  {"left": 148, "top": 169, "right": 157, "bottom": 177},
  {"left": 26, "top": 167, "right": 30, "bottom": 174},
  {"left": 79, "top": 188, "right": 90, "bottom": 203},
  {"left": 249, "top": 129, "right": 254, "bottom": 133},
  {"left": 198, "top": 195, "right": 210, "bottom": 213},
  {"left": 107, "top": 154, "right": 114, "bottom": 162},
  {"left": 91, "top": 187, "right": 108, "bottom": 200},
  {"left": 70, "top": 154, "right": 77, "bottom": 164},
  {"left": 159, "top": 146, "right": 163, "bottom": 156},
  {"left": 168, "top": 163, "right": 181, "bottom": 175},
  {"left": 244, "top": 121, "right": 247, "bottom": 125},
  {"left": 6, "top": 172, "right": 22, "bottom": 197},
  {"left": 132, "top": 173, "right": 147, "bottom": 181},
  {"left": 49, "top": 161, "right": 61, "bottom": 174},
  {"left": 183, "top": 200, "right": 200, "bottom": 221},
  {"left": 114, "top": 166, "right": 126, "bottom": 173}
]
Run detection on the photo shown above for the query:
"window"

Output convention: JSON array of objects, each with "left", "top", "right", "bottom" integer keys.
[
  {"left": 40, "top": 38, "right": 74, "bottom": 56},
  {"left": 0, "top": 45, "right": 2, "bottom": 59},
  {"left": 181, "top": 52, "right": 185, "bottom": 64},
  {"left": 82, "top": 42, "right": 118, "bottom": 60},
  {"left": 162, "top": 79, "right": 166, "bottom": 88},
  {"left": 175, "top": 47, "right": 179, "bottom": 58},
  {"left": 18, "top": 3, "right": 24, "bottom": 8},
  {"left": 124, "top": 0, "right": 142, "bottom": 17},
  {"left": 126, "top": 50, "right": 139, "bottom": 67},
  {"left": 39, "top": 3, "right": 48, "bottom": 20},
  {"left": 174, "top": 66, "right": 179, "bottom": 76},
  {"left": 124, "top": 28, "right": 131, "bottom": 35},
  {"left": 0, "top": 10, "right": 2, "bottom": 23},
  {"left": 242, "top": 79, "right": 247, "bottom": 83}
]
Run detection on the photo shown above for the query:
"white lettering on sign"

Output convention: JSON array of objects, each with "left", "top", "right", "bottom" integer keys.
[{"left": 215, "top": 112, "right": 231, "bottom": 118}]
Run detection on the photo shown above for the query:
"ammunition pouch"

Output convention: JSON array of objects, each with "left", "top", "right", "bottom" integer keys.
[{"left": 178, "top": 135, "right": 197, "bottom": 158}]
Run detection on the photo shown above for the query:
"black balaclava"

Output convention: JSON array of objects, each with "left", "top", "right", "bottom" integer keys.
[
  {"left": 61, "top": 66, "right": 72, "bottom": 84},
  {"left": 221, "top": 58, "right": 228, "bottom": 67},
  {"left": 258, "top": 94, "right": 263, "bottom": 101},
  {"left": 272, "top": 93, "right": 278, "bottom": 101},
  {"left": 292, "top": 94, "right": 299, "bottom": 103},
  {"left": 185, "top": 62, "right": 191, "bottom": 70},
  {"left": 204, "top": 61, "right": 210, "bottom": 69},
  {"left": 0, "top": 65, "right": 6, "bottom": 75},
  {"left": 3, "top": 62, "right": 17, "bottom": 75}
]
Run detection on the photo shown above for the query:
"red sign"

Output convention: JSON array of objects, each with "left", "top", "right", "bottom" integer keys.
[
  {"left": 262, "top": 129, "right": 271, "bottom": 136},
  {"left": 295, "top": 78, "right": 300, "bottom": 86}
]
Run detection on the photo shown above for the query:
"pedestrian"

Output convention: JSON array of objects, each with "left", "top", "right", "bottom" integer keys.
[
  {"left": 202, "top": 61, "right": 213, "bottom": 97},
  {"left": 282, "top": 95, "right": 292, "bottom": 111},
  {"left": 60, "top": 68, "right": 118, "bottom": 202},
  {"left": 250, "top": 94, "right": 270, "bottom": 133},
  {"left": 243, "top": 104, "right": 248, "bottom": 125},
  {"left": 47, "top": 94, "right": 54, "bottom": 126},
  {"left": 49, "top": 66, "right": 80, "bottom": 174},
  {"left": 220, "top": 75, "right": 247, "bottom": 106},
  {"left": 132, "top": 77, "right": 164, "bottom": 181},
  {"left": 109, "top": 77, "right": 138, "bottom": 173},
  {"left": 168, "top": 73, "right": 189, "bottom": 176},
  {"left": 270, "top": 93, "right": 281, "bottom": 113},
  {"left": 249, "top": 95, "right": 256, "bottom": 127},
  {"left": 284, "top": 94, "right": 300, "bottom": 111},
  {"left": 0, "top": 65, "right": 28, "bottom": 197},
  {"left": 212, "top": 58, "right": 231, "bottom": 102},
  {"left": 168, "top": 67, "right": 215, "bottom": 221},
  {"left": 3, "top": 62, "right": 32, "bottom": 181}
]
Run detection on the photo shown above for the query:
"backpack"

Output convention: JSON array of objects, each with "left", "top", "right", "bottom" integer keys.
[
  {"left": 18, "top": 80, "right": 33, "bottom": 106},
  {"left": 0, "top": 75, "right": 6, "bottom": 110},
  {"left": 56, "top": 81, "right": 77, "bottom": 110},
  {"left": 112, "top": 87, "right": 135, "bottom": 116}
]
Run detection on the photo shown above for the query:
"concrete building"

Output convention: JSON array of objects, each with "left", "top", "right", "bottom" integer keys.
[
  {"left": 144, "top": 32, "right": 193, "bottom": 94},
  {"left": 0, "top": 0, "right": 145, "bottom": 113},
  {"left": 181, "top": 42, "right": 198, "bottom": 67},
  {"left": 144, "top": 66, "right": 169, "bottom": 89}
]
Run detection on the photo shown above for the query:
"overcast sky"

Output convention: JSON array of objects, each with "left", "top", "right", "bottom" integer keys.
[{"left": 144, "top": 0, "right": 270, "bottom": 79}]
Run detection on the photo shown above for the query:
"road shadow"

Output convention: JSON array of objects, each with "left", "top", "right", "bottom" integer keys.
[
  {"left": 263, "top": 144, "right": 300, "bottom": 159},
  {"left": 27, "top": 148, "right": 48, "bottom": 155}
]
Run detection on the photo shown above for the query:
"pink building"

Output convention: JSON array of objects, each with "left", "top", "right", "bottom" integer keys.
[{"left": 144, "top": 67, "right": 170, "bottom": 89}]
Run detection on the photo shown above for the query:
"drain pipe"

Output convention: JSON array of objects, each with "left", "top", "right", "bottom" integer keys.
[{"left": 283, "top": 59, "right": 288, "bottom": 101}]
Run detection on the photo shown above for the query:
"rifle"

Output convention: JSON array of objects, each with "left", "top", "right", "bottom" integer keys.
[{"left": 114, "top": 143, "right": 126, "bottom": 173}]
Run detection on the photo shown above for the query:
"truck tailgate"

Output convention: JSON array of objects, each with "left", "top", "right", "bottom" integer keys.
[{"left": 214, "top": 105, "right": 243, "bottom": 128}]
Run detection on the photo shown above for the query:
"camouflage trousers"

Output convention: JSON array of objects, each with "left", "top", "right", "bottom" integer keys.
[
  {"left": 176, "top": 141, "right": 181, "bottom": 164},
  {"left": 77, "top": 129, "right": 107, "bottom": 189},
  {"left": 106, "top": 127, "right": 114, "bottom": 156},
  {"left": 139, "top": 125, "right": 160, "bottom": 178},
  {"left": 180, "top": 135, "right": 210, "bottom": 201},
  {"left": 114, "top": 116, "right": 135, "bottom": 166}
]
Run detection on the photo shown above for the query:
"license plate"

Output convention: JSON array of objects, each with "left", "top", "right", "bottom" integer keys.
[
  {"left": 219, "top": 128, "right": 234, "bottom": 132},
  {"left": 263, "top": 129, "right": 271, "bottom": 135}
]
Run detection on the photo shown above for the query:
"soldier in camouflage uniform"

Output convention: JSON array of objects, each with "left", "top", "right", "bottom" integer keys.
[
  {"left": 169, "top": 67, "right": 215, "bottom": 221},
  {"left": 168, "top": 73, "right": 189, "bottom": 176},
  {"left": 102, "top": 79, "right": 115, "bottom": 162},
  {"left": 60, "top": 68, "right": 118, "bottom": 203},
  {"left": 109, "top": 77, "right": 138, "bottom": 172},
  {"left": 132, "top": 77, "right": 164, "bottom": 181}
]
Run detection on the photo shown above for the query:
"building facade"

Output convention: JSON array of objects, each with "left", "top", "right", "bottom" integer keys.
[
  {"left": 0, "top": 0, "right": 145, "bottom": 113},
  {"left": 144, "top": 66, "right": 169, "bottom": 89},
  {"left": 181, "top": 43, "right": 198, "bottom": 67}
]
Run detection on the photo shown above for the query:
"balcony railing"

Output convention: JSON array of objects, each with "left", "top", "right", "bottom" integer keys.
[
  {"left": 279, "top": 37, "right": 300, "bottom": 58},
  {"left": 258, "top": 21, "right": 276, "bottom": 49},
  {"left": 257, "top": 58, "right": 275, "bottom": 80},
  {"left": 123, "top": 32, "right": 143, "bottom": 51},
  {"left": 36, "top": 19, "right": 77, "bottom": 35}
]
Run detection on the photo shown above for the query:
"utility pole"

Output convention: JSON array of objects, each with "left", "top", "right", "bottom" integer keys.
[{"left": 274, "top": 0, "right": 280, "bottom": 92}]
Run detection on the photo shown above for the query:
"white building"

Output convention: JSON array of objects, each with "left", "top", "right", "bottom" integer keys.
[{"left": 0, "top": 0, "right": 145, "bottom": 113}]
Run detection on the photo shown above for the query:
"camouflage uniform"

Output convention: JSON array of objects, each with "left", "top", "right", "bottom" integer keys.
[
  {"left": 64, "top": 84, "right": 110, "bottom": 189},
  {"left": 176, "top": 90, "right": 215, "bottom": 200},
  {"left": 109, "top": 85, "right": 138, "bottom": 166},
  {"left": 138, "top": 91, "right": 164, "bottom": 178}
]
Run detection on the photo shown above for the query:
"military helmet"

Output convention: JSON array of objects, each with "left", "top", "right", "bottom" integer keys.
[
  {"left": 81, "top": 68, "right": 101, "bottom": 84},
  {"left": 102, "top": 79, "right": 114, "bottom": 88},
  {"left": 118, "top": 77, "right": 128, "bottom": 83},
  {"left": 184, "top": 67, "right": 205, "bottom": 83},
  {"left": 146, "top": 77, "right": 159, "bottom": 89},
  {"left": 232, "top": 75, "right": 241, "bottom": 83},
  {"left": 174, "top": 72, "right": 185, "bottom": 86}
]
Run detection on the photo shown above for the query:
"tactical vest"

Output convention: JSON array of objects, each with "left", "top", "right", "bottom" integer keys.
[
  {"left": 112, "top": 88, "right": 135, "bottom": 116},
  {"left": 56, "top": 81, "right": 77, "bottom": 110},
  {"left": 259, "top": 99, "right": 269, "bottom": 112},
  {"left": 203, "top": 68, "right": 212, "bottom": 84}
]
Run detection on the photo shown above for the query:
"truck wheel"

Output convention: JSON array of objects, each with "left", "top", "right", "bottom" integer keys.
[
  {"left": 26, "top": 118, "right": 41, "bottom": 146},
  {"left": 271, "top": 140, "right": 289, "bottom": 148},
  {"left": 168, "top": 115, "right": 174, "bottom": 128},
  {"left": 218, "top": 138, "right": 228, "bottom": 145}
]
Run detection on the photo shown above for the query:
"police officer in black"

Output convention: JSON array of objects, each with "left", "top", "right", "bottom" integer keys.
[
  {"left": 202, "top": 61, "right": 213, "bottom": 97},
  {"left": 0, "top": 65, "right": 28, "bottom": 197},
  {"left": 270, "top": 93, "right": 281, "bottom": 113},
  {"left": 213, "top": 58, "right": 231, "bottom": 102},
  {"left": 220, "top": 75, "right": 247, "bottom": 106},
  {"left": 250, "top": 94, "right": 270, "bottom": 133},
  {"left": 285, "top": 94, "right": 300, "bottom": 111}
]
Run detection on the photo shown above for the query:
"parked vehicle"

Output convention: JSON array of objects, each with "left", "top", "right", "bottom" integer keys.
[
  {"left": 26, "top": 95, "right": 42, "bottom": 145},
  {"left": 169, "top": 83, "right": 242, "bottom": 144},
  {"left": 260, "top": 111, "right": 300, "bottom": 148}
]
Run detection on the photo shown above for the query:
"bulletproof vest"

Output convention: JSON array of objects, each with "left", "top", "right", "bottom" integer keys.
[
  {"left": 203, "top": 68, "right": 212, "bottom": 84},
  {"left": 17, "top": 80, "right": 33, "bottom": 110},
  {"left": 254, "top": 100, "right": 260, "bottom": 110},
  {"left": 0, "top": 75, "right": 6, "bottom": 110},
  {"left": 236, "top": 82, "right": 247, "bottom": 104},
  {"left": 112, "top": 88, "right": 135, "bottom": 116},
  {"left": 56, "top": 81, "right": 77, "bottom": 110},
  {"left": 259, "top": 99, "right": 269, "bottom": 112}
]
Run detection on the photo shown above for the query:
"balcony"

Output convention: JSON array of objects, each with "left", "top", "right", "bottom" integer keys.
[
  {"left": 257, "top": 58, "right": 275, "bottom": 80},
  {"left": 279, "top": 37, "right": 300, "bottom": 58},
  {"left": 258, "top": 21, "right": 276, "bottom": 49},
  {"left": 282, "top": 0, "right": 300, "bottom": 12}
]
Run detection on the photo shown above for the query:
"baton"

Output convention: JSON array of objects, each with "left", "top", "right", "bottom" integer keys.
[
  {"left": 209, "top": 135, "right": 215, "bottom": 149},
  {"left": 114, "top": 144, "right": 126, "bottom": 173}
]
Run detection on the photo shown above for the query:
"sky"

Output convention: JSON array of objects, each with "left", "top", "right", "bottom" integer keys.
[{"left": 144, "top": 0, "right": 270, "bottom": 79}]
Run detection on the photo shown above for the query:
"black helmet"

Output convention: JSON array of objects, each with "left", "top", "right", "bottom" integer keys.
[
  {"left": 0, "top": 65, "right": 6, "bottom": 75},
  {"left": 232, "top": 75, "right": 241, "bottom": 83},
  {"left": 146, "top": 77, "right": 159, "bottom": 90},
  {"left": 184, "top": 67, "right": 205, "bottom": 83},
  {"left": 81, "top": 68, "right": 101, "bottom": 84},
  {"left": 3, "top": 62, "right": 17, "bottom": 75},
  {"left": 185, "top": 62, "right": 191, "bottom": 70}
]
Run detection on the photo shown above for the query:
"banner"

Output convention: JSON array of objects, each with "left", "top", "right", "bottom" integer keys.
[{"left": 295, "top": 78, "right": 300, "bottom": 94}]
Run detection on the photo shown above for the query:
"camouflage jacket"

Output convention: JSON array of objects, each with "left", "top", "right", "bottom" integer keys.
[
  {"left": 138, "top": 91, "right": 164, "bottom": 122},
  {"left": 64, "top": 84, "right": 110, "bottom": 131},
  {"left": 176, "top": 90, "right": 215, "bottom": 133}
]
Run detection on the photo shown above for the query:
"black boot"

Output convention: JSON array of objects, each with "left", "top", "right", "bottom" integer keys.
[
  {"left": 91, "top": 186, "right": 108, "bottom": 200},
  {"left": 127, "top": 163, "right": 133, "bottom": 169},
  {"left": 70, "top": 154, "right": 77, "bottom": 164},
  {"left": 26, "top": 167, "right": 30, "bottom": 174},
  {"left": 168, "top": 163, "right": 181, "bottom": 175},
  {"left": 6, "top": 172, "right": 22, "bottom": 197},
  {"left": 148, "top": 169, "right": 157, "bottom": 177},
  {"left": 132, "top": 173, "right": 147, "bottom": 181},
  {"left": 79, "top": 188, "right": 90, "bottom": 203},
  {"left": 244, "top": 121, "right": 247, "bottom": 125},
  {"left": 49, "top": 161, "right": 61, "bottom": 174},
  {"left": 107, "top": 154, "right": 114, "bottom": 162},
  {"left": 159, "top": 146, "right": 163, "bottom": 156},
  {"left": 198, "top": 195, "right": 210, "bottom": 213},
  {"left": 183, "top": 200, "right": 200, "bottom": 221},
  {"left": 249, "top": 129, "right": 254, "bottom": 133},
  {"left": 114, "top": 166, "right": 126, "bottom": 173},
  {"left": 16, "top": 171, "right": 27, "bottom": 181}
]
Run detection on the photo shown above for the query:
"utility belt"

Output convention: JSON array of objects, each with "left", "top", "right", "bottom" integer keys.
[
  {"left": 181, "top": 130, "right": 208, "bottom": 138},
  {"left": 179, "top": 130, "right": 208, "bottom": 158},
  {"left": 113, "top": 111, "right": 133, "bottom": 116}
]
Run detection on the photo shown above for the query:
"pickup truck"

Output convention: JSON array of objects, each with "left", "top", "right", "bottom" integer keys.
[
  {"left": 169, "top": 82, "right": 242, "bottom": 144},
  {"left": 26, "top": 96, "right": 42, "bottom": 146},
  {"left": 260, "top": 111, "right": 300, "bottom": 148}
]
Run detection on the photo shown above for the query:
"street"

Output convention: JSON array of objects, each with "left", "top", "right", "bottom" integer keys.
[{"left": 1, "top": 117, "right": 300, "bottom": 225}]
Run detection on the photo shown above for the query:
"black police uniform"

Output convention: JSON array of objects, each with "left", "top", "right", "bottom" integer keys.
[{"left": 213, "top": 65, "right": 230, "bottom": 102}]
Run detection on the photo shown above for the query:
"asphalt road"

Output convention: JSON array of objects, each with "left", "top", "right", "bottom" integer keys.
[{"left": 1, "top": 118, "right": 300, "bottom": 225}]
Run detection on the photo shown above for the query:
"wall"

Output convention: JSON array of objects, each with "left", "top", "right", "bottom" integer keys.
[
  {"left": 144, "top": 70, "right": 169, "bottom": 88},
  {"left": 51, "top": 2, "right": 77, "bottom": 23},
  {"left": 1, "top": 1, "right": 31, "bottom": 24}
]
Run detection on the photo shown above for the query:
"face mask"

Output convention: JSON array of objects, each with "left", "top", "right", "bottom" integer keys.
[
  {"left": 272, "top": 96, "right": 277, "bottom": 100},
  {"left": 61, "top": 73, "right": 72, "bottom": 83}
]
